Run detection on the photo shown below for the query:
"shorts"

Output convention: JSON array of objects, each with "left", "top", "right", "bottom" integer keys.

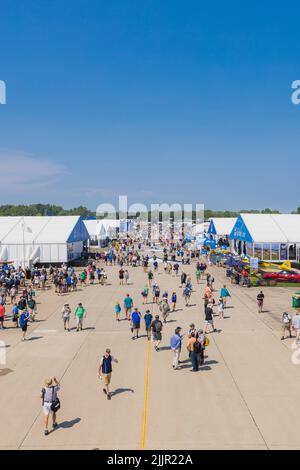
[
  {"left": 102, "top": 373, "right": 112, "bottom": 386},
  {"left": 153, "top": 332, "right": 162, "bottom": 341},
  {"left": 43, "top": 402, "right": 53, "bottom": 416},
  {"left": 76, "top": 317, "right": 83, "bottom": 326},
  {"left": 133, "top": 322, "right": 140, "bottom": 329},
  {"left": 21, "top": 324, "right": 28, "bottom": 332},
  {"left": 205, "top": 320, "right": 213, "bottom": 325}
]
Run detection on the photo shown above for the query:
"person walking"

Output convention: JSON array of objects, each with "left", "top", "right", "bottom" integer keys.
[
  {"left": 170, "top": 327, "right": 183, "bottom": 370},
  {"left": 153, "top": 284, "right": 160, "bottom": 304},
  {"left": 171, "top": 292, "right": 177, "bottom": 311},
  {"left": 144, "top": 310, "right": 153, "bottom": 340},
  {"left": 220, "top": 285, "right": 231, "bottom": 307},
  {"left": 19, "top": 310, "right": 30, "bottom": 340},
  {"left": 148, "top": 270, "right": 154, "bottom": 286},
  {"left": 151, "top": 315, "right": 163, "bottom": 351},
  {"left": 131, "top": 308, "right": 141, "bottom": 339},
  {"left": 124, "top": 270, "right": 130, "bottom": 285},
  {"left": 41, "top": 377, "right": 61, "bottom": 436},
  {"left": 141, "top": 286, "right": 149, "bottom": 304},
  {"left": 257, "top": 291, "right": 265, "bottom": 313},
  {"left": 183, "top": 284, "right": 192, "bottom": 306},
  {"left": 124, "top": 294, "right": 133, "bottom": 320},
  {"left": 119, "top": 268, "right": 125, "bottom": 285},
  {"left": 61, "top": 303, "right": 71, "bottom": 331},
  {"left": 74, "top": 303, "right": 86, "bottom": 331},
  {"left": 187, "top": 332, "right": 198, "bottom": 372},
  {"left": 0, "top": 303, "right": 5, "bottom": 329},
  {"left": 27, "top": 296, "right": 37, "bottom": 321},
  {"left": 12, "top": 303, "right": 19, "bottom": 328},
  {"left": 281, "top": 312, "right": 292, "bottom": 340},
  {"left": 196, "top": 329, "right": 207, "bottom": 366},
  {"left": 292, "top": 311, "right": 300, "bottom": 344},
  {"left": 180, "top": 272, "right": 187, "bottom": 287},
  {"left": 160, "top": 298, "right": 171, "bottom": 323},
  {"left": 204, "top": 303, "right": 216, "bottom": 334},
  {"left": 97, "top": 348, "right": 119, "bottom": 400},
  {"left": 115, "top": 302, "right": 121, "bottom": 321},
  {"left": 217, "top": 298, "right": 225, "bottom": 319}
]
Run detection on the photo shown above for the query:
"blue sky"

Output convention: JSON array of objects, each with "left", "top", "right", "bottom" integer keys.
[{"left": 0, "top": 0, "right": 300, "bottom": 211}]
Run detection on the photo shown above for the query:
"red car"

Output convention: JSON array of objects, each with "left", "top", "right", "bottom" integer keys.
[{"left": 262, "top": 271, "right": 300, "bottom": 282}]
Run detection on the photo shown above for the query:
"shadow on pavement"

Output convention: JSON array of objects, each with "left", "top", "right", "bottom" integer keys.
[
  {"left": 0, "top": 368, "right": 13, "bottom": 376},
  {"left": 58, "top": 417, "right": 81, "bottom": 429},
  {"left": 111, "top": 388, "right": 134, "bottom": 397}
]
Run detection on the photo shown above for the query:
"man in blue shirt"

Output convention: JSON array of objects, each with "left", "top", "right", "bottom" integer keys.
[
  {"left": 131, "top": 308, "right": 141, "bottom": 340},
  {"left": 144, "top": 310, "right": 153, "bottom": 340},
  {"left": 170, "top": 327, "right": 183, "bottom": 370},
  {"left": 124, "top": 294, "right": 133, "bottom": 320}
]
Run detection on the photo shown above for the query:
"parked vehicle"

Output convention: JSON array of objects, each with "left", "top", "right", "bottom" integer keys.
[{"left": 262, "top": 271, "right": 300, "bottom": 282}]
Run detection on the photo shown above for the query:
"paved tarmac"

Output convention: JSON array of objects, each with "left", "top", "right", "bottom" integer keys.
[{"left": 0, "top": 256, "right": 299, "bottom": 450}]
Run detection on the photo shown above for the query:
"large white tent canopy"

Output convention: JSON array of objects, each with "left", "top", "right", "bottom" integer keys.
[
  {"left": 231, "top": 214, "right": 300, "bottom": 243},
  {"left": 0, "top": 216, "right": 89, "bottom": 265}
]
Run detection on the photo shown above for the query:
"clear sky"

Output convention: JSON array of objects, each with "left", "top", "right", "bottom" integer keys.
[{"left": 0, "top": 0, "right": 300, "bottom": 212}]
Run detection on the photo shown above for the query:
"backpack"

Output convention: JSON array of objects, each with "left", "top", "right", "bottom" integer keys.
[{"left": 19, "top": 315, "right": 27, "bottom": 328}]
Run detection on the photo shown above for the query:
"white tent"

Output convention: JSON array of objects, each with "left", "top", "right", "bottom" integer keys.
[
  {"left": 230, "top": 214, "right": 300, "bottom": 261},
  {"left": 0, "top": 216, "right": 89, "bottom": 266},
  {"left": 208, "top": 218, "right": 237, "bottom": 236},
  {"left": 84, "top": 219, "right": 120, "bottom": 246}
]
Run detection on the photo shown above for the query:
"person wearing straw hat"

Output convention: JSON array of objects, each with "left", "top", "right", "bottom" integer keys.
[{"left": 41, "top": 377, "right": 60, "bottom": 436}]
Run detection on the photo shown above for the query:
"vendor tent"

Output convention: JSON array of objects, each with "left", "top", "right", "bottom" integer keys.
[
  {"left": 208, "top": 218, "right": 237, "bottom": 236},
  {"left": 0, "top": 216, "right": 89, "bottom": 266},
  {"left": 84, "top": 219, "right": 120, "bottom": 245},
  {"left": 230, "top": 214, "right": 300, "bottom": 261}
]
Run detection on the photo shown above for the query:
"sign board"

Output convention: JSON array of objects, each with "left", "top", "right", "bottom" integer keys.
[{"left": 250, "top": 257, "right": 259, "bottom": 270}]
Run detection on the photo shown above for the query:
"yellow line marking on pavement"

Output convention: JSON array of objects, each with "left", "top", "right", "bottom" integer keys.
[{"left": 141, "top": 339, "right": 151, "bottom": 450}]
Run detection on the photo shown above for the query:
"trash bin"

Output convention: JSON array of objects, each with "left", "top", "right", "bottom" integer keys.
[{"left": 292, "top": 296, "right": 300, "bottom": 308}]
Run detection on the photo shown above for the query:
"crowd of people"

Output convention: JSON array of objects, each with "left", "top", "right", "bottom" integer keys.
[{"left": 2, "top": 235, "right": 300, "bottom": 437}]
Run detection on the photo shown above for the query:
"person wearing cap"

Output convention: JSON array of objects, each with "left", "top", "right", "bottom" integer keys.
[
  {"left": 61, "top": 303, "right": 71, "bottom": 331},
  {"left": 170, "top": 327, "right": 183, "bottom": 369},
  {"left": 40, "top": 377, "right": 60, "bottom": 436},
  {"left": 74, "top": 302, "right": 86, "bottom": 331},
  {"left": 98, "top": 348, "right": 119, "bottom": 400},
  {"left": 151, "top": 315, "right": 163, "bottom": 351}
]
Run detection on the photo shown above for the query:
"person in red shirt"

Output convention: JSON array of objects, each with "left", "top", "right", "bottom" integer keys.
[{"left": 0, "top": 304, "right": 6, "bottom": 329}]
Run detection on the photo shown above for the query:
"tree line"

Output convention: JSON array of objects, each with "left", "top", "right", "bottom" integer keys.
[{"left": 0, "top": 204, "right": 294, "bottom": 219}]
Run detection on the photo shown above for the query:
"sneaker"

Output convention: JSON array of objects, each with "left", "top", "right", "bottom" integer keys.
[
  {"left": 107, "top": 393, "right": 111, "bottom": 400},
  {"left": 281, "top": 337, "right": 284, "bottom": 340},
  {"left": 44, "top": 430, "right": 49, "bottom": 436},
  {"left": 52, "top": 422, "right": 58, "bottom": 429},
  {"left": 103, "top": 388, "right": 107, "bottom": 395}
]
